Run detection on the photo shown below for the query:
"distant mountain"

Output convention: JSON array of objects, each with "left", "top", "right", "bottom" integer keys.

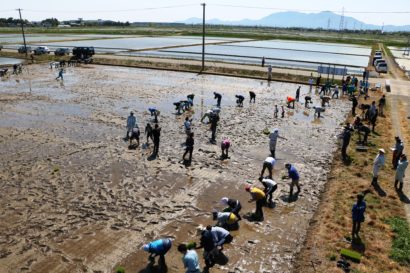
[{"left": 179, "top": 11, "right": 410, "bottom": 32}]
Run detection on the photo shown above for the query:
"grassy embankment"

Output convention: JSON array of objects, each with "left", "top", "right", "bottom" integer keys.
[{"left": 294, "top": 92, "right": 410, "bottom": 273}]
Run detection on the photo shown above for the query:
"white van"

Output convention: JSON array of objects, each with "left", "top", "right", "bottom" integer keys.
[{"left": 376, "top": 63, "right": 388, "bottom": 73}]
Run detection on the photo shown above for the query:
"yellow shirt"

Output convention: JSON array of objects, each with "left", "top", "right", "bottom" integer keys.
[{"left": 251, "top": 188, "right": 266, "bottom": 200}]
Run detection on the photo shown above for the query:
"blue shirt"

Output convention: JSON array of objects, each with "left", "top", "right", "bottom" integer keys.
[
  {"left": 352, "top": 201, "right": 366, "bottom": 222},
  {"left": 148, "top": 239, "right": 171, "bottom": 255},
  {"left": 183, "top": 250, "right": 200, "bottom": 272},
  {"left": 288, "top": 165, "right": 299, "bottom": 180}
]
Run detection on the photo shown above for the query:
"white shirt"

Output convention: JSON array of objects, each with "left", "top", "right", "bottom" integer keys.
[
  {"left": 262, "top": 178, "right": 277, "bottom": 192},
  {"left": 373, "top": 154, "right": 385, "bottom": 176},
  {"left": 264, "top": 157, "right": 276, "bottom": 166}
]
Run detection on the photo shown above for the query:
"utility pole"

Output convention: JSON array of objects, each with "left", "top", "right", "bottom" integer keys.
[
  {"left": 339, "top": 7, "right": 345, "bottom": 32},
  {"left": 201, "top": 3, "right": 206, "bottom": 71},
  {"left": 17, "top": 8, "right": 28, "bottom": 58}
]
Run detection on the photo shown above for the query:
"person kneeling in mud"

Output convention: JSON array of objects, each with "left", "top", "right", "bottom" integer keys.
[
  {"left": 221, "top": 138, "right": 231, "bottom": 159},
  {"left": 143, "top": 238, "right": 172, "bottom": 269},
  {"left": 129, "top": 126, "right": 140, "bottom": 148},
  {"left": 287, "top": 96, "right": 296, "bottom": 109},
  {"left": 212, "top": 211, "right": 239, "bottom": 231},
  {"left": 313, "top": 106, "right": 325, "bottom": 118},
  {"left": 220, "top": 197, "right": 242, "bottom": 220},
  {"left": 235, "top": 95, "right": 245, "bottom": 107},
  {"left": 304, "top": 96, "right": 313, "bottom": 108}
]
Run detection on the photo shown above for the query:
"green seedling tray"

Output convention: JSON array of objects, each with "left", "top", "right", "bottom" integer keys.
[{"left": 340, "top": 248, "right": 361, "bottom": 263}]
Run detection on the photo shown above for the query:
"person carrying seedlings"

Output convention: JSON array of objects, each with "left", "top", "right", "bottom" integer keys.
[
  {"left": 213, "top": 92, "right": 222, "bottom": 107},
  {"left": 212, "top": 211, "right": 239, "bottom": 230},
  {"left": 287, "top": 96, "right": 296, "bottom": 109},
  {"left": 129, "top": 126, "right": 140, "bottom": 147},
  {"left": 259, "top": 177, "right": 278, "bottom": 205},
  {"left": 145, "top": 123, "right": 153, "bottom": 145},
  {"left": 125, "top": 112, "right": 136, "bottom": 139},
  {"left": 351, "top": 193, "right": 366, "bottom": 239},
  {"left": 260, "top": 156, "right": 276, "bottom": 179},
  {"left": 143, "top": 238, "right": 172, "bottom": 268},
  {"left": 220, "top": 197, "right": 242, "bottom": 220},
  {"left": 320, "top": 95, "right": 331, "bottom": 107},
  {"left": 177, "top": 244, "right": 201, "bottom": 273},
  {"left": 269, "top": 128, "right": 286, "bottom": 158},
  {"left": 245, "top": 185, "right": 266, "bottom": 220},
  {"left": 304, "top": 96, "right": 313, "bottom": 108},
  {"left": 183, "top": 132, "right": 194, "bottom": 163},
  {"left": 221, "top": 138, "right": 231, "bottom": 159},
  {"left": 235, "top": 95, "right": 245, "bottom": 107},
  {"left": 56, "top": 68, "right": 64, "bottom": 80},
  {"left": 207, "top": 225, "right": 233, "bottom": 250},
  {"left": 372, "top": 148, "right": 385, "bottom": 185},
  {"left": 295, "top": 86, "right": 301, "bottom": 102},
  {"left": 284, "top": 163, "right": 300, "bottom": 198},
  {"left": 148, "top": 107, "right": 159, "bottom": 123},
  {"left": 249, "top": 91, "right": 256, "bottom": 103},
  {"left": 395, "top": 154, "right": 408, "bottom": 191},
  {"left": 152, "top": 124, "right": 161, "bottom": 155},
  {"left": 392, "top": 136, "right": 404, "bottom": 169}
]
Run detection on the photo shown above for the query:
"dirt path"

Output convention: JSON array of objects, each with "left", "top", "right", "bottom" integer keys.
[{"left": 381, "top": 43, "right": 410, "bottom": 224}]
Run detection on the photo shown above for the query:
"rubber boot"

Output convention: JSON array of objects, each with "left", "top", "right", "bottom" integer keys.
[
  {"left": 394, "top": 179, "right": 398, "bottom": 189},
  {"left": 399, "top": 182, "right": 403, "bottom": 192}
]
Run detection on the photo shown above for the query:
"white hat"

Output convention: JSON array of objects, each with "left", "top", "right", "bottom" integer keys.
[
  {"left": 220, "top": 197, "right": 229, "bottom": 205},
  {"left": 379, "top": 148, "right": 385, "bottom": 153},
  {"left": 272, "top": 128, "right": 279, "bottom": 133}
]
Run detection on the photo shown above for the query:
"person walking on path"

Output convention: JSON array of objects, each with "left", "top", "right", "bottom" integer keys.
[
  {"left": 268, "top": 128, "right": 286, "bottom": 158},
  {"left": 350, "top": 95, "right": 358, "bottom": 116},
  {"left": 395, "top": 154, "right": 408, "bottom": 191},
  {"left": 341, "top": 123, "right": 353, "bottom": 161},
  {"left": 392, "top": 136, "right": 404, "bottom": 169},
  {"left": 351, "top": 193, "right": 366, "bottom": 240},
  {"left": 143, "top": 238, "right": 172, "bottom": 269},
  {"left": 152, "top": 124, "right": 161, "bottom": 156},
  {"left": 284, "top": 163, "right": 300, "bottom": 198},
  {"left": 178, "top": 244, "right": 201, "bottom": 273},
  {"left": 372, "top": 148, "right": 385, "bottom": 185},
  {"left": 126, "top": 112, "right": 136, "bottom": 139},
  {"left": 295, "top": 86, "right": 301, "bottom": 102},
  {"left": 260, "top": 156, "right": 276, "bottom": 179},
  {"left": 56, "top": 68, "right": 64, "bottom": 80},
  {"left": 183, "top": 132, "right": 194, "bottom": 163},
  {"left": 378, "top": 95, "right": 386, "bottom": 116},
  {"left": 210, "top": 113, "right": 219, "bottom": 144},
  {"left": 245, "top": 185, "right": 266, "bottom": 221},
  {"left": 214, "top": 92, "right": 222, "bottom": 107},
  {"left": 259, "top": 177, "right": 278, "bottom": 206}
]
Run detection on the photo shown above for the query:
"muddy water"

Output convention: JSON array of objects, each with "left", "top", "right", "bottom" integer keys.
[{"left": 0, "top": 64, "right": 349, "bottom": 273}]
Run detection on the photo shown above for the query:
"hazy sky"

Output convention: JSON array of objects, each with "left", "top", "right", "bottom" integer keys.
[{"left": 1, "top": 0, "right": 409, "bottom": 26}]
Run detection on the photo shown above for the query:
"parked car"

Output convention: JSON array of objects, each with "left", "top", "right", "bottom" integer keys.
[
  {"left": 374, "top": 59, "right": 386, "bottom": 67},
  {"left": 54, "top": 47, "right": 70, "bottom": 56},
  {"left": 33, "top": 46, "right": 50, "bottom": 55},
  {"left": 18, "top": 45, "right": 31, "bottom": 53},
  {"left": 376, "top": 63, "right": 388, "bottom": 73},
  {"left": 72, "top": 47, "right": 95, "bottom": 59}
]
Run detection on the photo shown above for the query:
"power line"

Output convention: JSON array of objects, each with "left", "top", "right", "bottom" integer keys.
[
  {"left": 209, "top": 4, "right": 410, "bottom": 14},
  {"left": 20, "top": 4, "right": 198, "bottom": 14}
]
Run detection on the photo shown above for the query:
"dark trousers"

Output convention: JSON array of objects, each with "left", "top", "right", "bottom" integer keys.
[
  {"left": 183, "top": 147, "right": 193, "bottom": 161},
  {"left": 352, "top": 106, "right": 357, "bottom": 116},
  {"left": 153, "top": 140, "right": 159, "bottom": 154},
  {"left": 352, "top": 221, "right": 361, "bottom": 237},
  {"left": 270, "top": 149, "right": 275, "bottom": 158},
  {"left": 341, "top": 144, "right": 348, "bottom": 160},
  {"left": 217, "top": 98, "right": 221, "bottom": 107},
  {"left": 211, "top": 126, "right": 217, "bottom": 141},
  {"left": 266, "top": 185, "right": 277, "bottom": 203},
  {"left": 255, "top": 199, "right": 265, "bottom": 219},
  {"left": 261, "top": 162, "right": 273, "bottom": 178}
]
